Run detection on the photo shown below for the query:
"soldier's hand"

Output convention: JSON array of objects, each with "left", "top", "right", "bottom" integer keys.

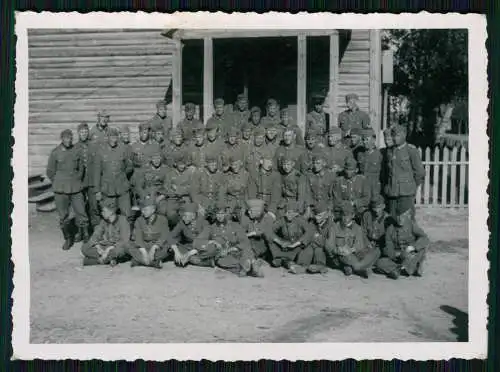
[
  {"left": 247, "top": 231, "right": 257, "bottom": 237},
  {"left": 267, "top": 211, "right": 276, "bottom": 220},
  {"left": 95, "top": 192, "right": 102, "bottom": 201},
  {"left": 406, "top": 245, "right": 415, "bottom": 253},
  {"left": 198, "top": 205, "right": 206, "bottom": 216},
  {"left": 156, "top": 194, "right": 165, "bottom": 202}
]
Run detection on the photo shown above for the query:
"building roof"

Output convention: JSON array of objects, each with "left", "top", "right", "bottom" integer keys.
[{"left": 162, "top": 29, "right": 339, "bottom": 40}]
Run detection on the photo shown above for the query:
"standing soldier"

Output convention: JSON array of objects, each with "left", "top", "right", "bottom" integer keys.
[
  {"left": 147, "top": 100, "right": 173, "bottom": 140},
  {"left": 221, "top": 126, "right": 244, "bottom": 173},
  {"left": 350, "top": 127, "right": 365, "bottom": 161},
  {"left": 326, "top": 201, "right": 379, "bottom": 278},
  {"left": 191, "top": 153, "right": 226, "bottom": 218},
  {"left": 306, "top": 94, "right": 328, "bottom": 141},
  {"left": 375, "top": 203, "right": 430, "bottom": 279},
  {"left": 130, "top": 122, "right": 160, "bottom": 171},
  {"left": 127, "top": 195, "right": 170, "bottom": 269},
  {"left": 189, "top": 127, "right": 207, "bottom": 169},
  {"left": 384, "top": 125, "right": 425, "bottom": 218},
  {"left": 81, "top": 199, "right": 130, "bottom": 267},
  {"left": 204, "top": 120, "right": 223, "bottom": 167},
  {"left": 193, "top": 202, "right": 263, "bottom": 277},
  {"left": 267, "top": 200, "right": 312, "bottom": 269},
  {"left": 131, "top": 150, "right": 169, "bottom": 206},
  {"left": 331, "top": 156, "right": 371, "bottom": 220},
  {"left": 338, "top": 93, "right": 371, "bottom": 139},
  {"left": 178, "top": 102, "right": 204, "bottom": 142},
  {"left": 163, "top": 127, "right": 186, "bottom": 169},
  {"left": 207, "top": 98, "right": 231, "bottom": 136},
  {"left": 358, "top": 127, "right": 383, "bottom": 197},
  {"left": 46, "top": 129, "right": 89, "bottom": 250},
  {"left": 151, "top": 121, "right": 167, "bottom": 151},
  {"left": 94, "top": 127, "right": 134, "bottom": 228},
  {"left": 272, "top": 154, "right": 307, "bottom": 218},
  {"left": 278, "top": 107, "right": 304, "bottom": 146},
  {"left": 325, "top": 126, "right": 352, "bottom": 175},
  {"left": 73, "top": 122, "right": 91, "bottom": 242},
  {"left": 380, "top": 127, "right": 394, "bottom": 201},
  {"left": 361, "top": 194, "right": 390, "bottom": 257},
  {"left": 89, "top": 109, "right": 111, "bottom": 144},
  {"left": 248, "top": 106, "right": 263, "bottom": 132},
  {"left": 274, "top": 127, "right": 305, "bottom": 171},
  {"left": 261, "top": 98, "right": 281, "bottom": 129},
  {"left": 298, "top": 130, "right": 324, "bottom": 174},
  {"left": 240, "top": 199, "right": 274, "bottom": 260},
  {"left": 224, "top": 155, "right": 250, "bottom": 220},
  {"left": 247, "top": 156, "right": 280, "bottom": 209},
  {"left": 231, "top": 94, "right": 251, "bottom": 129}
]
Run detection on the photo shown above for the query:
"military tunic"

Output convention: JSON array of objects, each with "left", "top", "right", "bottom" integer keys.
[
  {"left": 304, "top": 169, "right": 336, "bottom": 208},
  {"left": 260, "top": 115, "right": 281, "bottom": 129},
  {"left": 296, "top": 216, "right": 335, "bottom": 267},
  {"left": 247, "top": 168, "right": 280, "bottom": 207},
  {"left": 130, "top": 141, "right": 161, "bottom": 170},
  {"left": 189, "top": 143, "right": 207, "bottom": 169},
  {"left": 167, "top": 217, "right": 207, "bottom": 256},
  {"left": 276, "top": 121, "right": 305, "bottom": 146},
  {"left": 273, "top": 145, "right": 304, "bottom": 171},
  {"left": 246, "top": 143, "right": 274, "bottom": 173},
  {"left": 231, "top": 110, "right": 251, "bottom": 129},
  {"left": 192, "top": 169, "right": 226, "bottom": 210},
  {"left": 85, "top": 141, "right": 105, "bottom": 227},
  {"left": 204, "top": 138, "right": 224, "bottom": 167},
  {"left": 89, "top": 124, "right": 109, "bottom": 144},
  {"left": 306, "top": 111, "right": 328, "bottom": 138},
  {"left": 131, "top": 163, "right": 169, "bottom": 201},
  {"left": 298, "top": 146, "right": 326, "bottom": 174},
  {"left": 128, "top": 214, "right": 171, "bottom": 263},
  {"left": 162, "top": 167, "right": 196, "bottom": 226},
  {"left": 325, "top": 145, "right": 352, "bottom": 174},
  {"left": 331, "top": 174, "right": 371, "bottom": 216},
  {"left": 147, "top": 114, "right": 173, "bottom": 140},
  {"left": 221, "top": 143, "right": 246, "bottom": 172},
  {"left": 163, "top": 142, "right": 186, "bottom": 169},
  {"left": 207, "top": 114, "right": 232, "bottom": 136},
  {"left": 358, "top": 148, "right": 383, "bottom": 197},
  {"left": 361, "top": 210, "right": 390, "bottom": 250},
  {"left": 271, "top": 170, "right": 307, "bottom": 214},
  {"left": 338, "top": 108, "right": 371, "bottom": 136},
  {"left": 268, "top": 216, "right": 313, "bottom": 262},
  {"left": 225, "top": 169, "right": 250, "bottom": 212},
  {"left": 241, "top": 213, "right": 275, "bottom": 257},
  {"left": 178, "top": 118, "right": 204, "bottom": 142},
  {"left": 262, "top": 138, "right": 280, "bottom": 160}
]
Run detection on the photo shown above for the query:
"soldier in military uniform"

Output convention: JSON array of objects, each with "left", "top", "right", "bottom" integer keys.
[
  {"left": 204, "top": 120, "right": 223, "bottom": 167},
  {"left": 267, "top": 200, "right": 312, "bottom": 269},
  {"left": 306, "top": 94, "right": 328, "bottom": 141},
  {"left": 358, "top": 127, "right": 383, "bottom": 197},
  {"left": 384, "top": 125, "right": 425, "bottom": 218},
  {"left": 350, "top": 127, "right": 365, "bottom": 161},
  {"left": 231, "top": 94, "right": 251, "bottom": 129},
  {"left": 89, "top": 109, "right": 110, "bottom": 144},
  {"left": 163, "top": 127, "right": 186, "bottom": 169},
  {"left": 206, "top": 98, "right": 231, "bottom": 136},
  {"left": 221, "top": 126, "right": 244, "bottom": 173},
  {"left": 326, "top": 201, "right": 379, "bottom": 278},
  {"left": 261, "top": 99, "right": 281, "bottom": 129},
  {"left": 81, "top": 198, "right": 130, "bottom": 266},
  {"left": 178, "top": 102, "right": 204, "bottom": 142},
  {"left": 272, "top": 154, "right": 307, "bottom": 218},
  {"left": 189, "top": 127, "right": 207, "bottom": 169},
  {"left": 130, "top": 122, "right": 161, "bottom": 171},
  {"left": 263, "top": 122, "right": 280, "bottom": 158},
  {"left": 193, "top": 202, "right": 263, "bottom": 277},
  {"left": 119, "top": 125, "right": 131, "bottom": 146},
  {"left": 325, "top": 126, "right": 352, "bottom": 175},
  {"left": 131, "top": 150, "right": 169, "bottom": 206},
  {"left": 338, "top": 93, "right": 371, "bottom": 139},
  {"left": 162, "top": 151, "right": 196, "bottom": 229},
  {"left": 240, "top": 199, "right": 275, "bottom": 260},
  {"left": 273, "top": 127, "right": 305, "bottom": 171},
  {"left": 293, "top": 203, "right": 333, "bottom": 274},
  {"left": 224, "top": 155, "right": 250, "bottom": 219},
  {"left": 240, "top": 122, "right": 254, "bottom": 151},
  {"left": 298, "top": 130, "right": 324, "bottom": 174},
  {"left": 151, "top": 121, "right": 167, "bottom": 151},
  {"left": 147, "top": 100, "right": 173, "bottom": 140},
  {"left": 248, "top": 106, "right": 263, "bottom": 132},
  {"left": 245, "top": 126, "right": 269, "bottom": 173},
  {"left": 331, "top": 156, "right": 371, "bottom": 220},
  {"left": 46, "top": 129, "right": 89, "bottom": 250},
  {"left": 93, "top": 127, "right": 134, "bottom": 227},
  {"left": 375, "top": 203, "right": 430, "bottom": 279},
  {"left": 361, "top": 194, "right": 390, "bottom": 255},
  {"left": 191, "top": 153, "right": 226, "bottom": 218},
  {"left": 127, "top": 195, "right": 170, "bottom": 269},
  {"left": 73, "top": 122, "right": 91, "bottom": 241},
  {"left": 277, "top": 107, "right": 304, "bottom": 146},
  {"left": 247, "top": 156, "right": 280, "bottom": 209}
]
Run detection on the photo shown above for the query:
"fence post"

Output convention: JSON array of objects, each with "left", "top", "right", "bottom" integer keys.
[
  {"left": 432, "top": 146, "right": 439, "bottom": 205},
  {"left": 416, "top": 147, "right": 423, "bottom": 205},
  {"left": 450, "top": 147, "right": 458, "bottom": 206},
  {"left": 459, "top": 146, "right": 467, "bottom": 207},
  {"left": 441, "top": 147, "right": 449, "bottom": 206},
  {"left": 424, "top": 147, "right": 431, "bottom": 205}
]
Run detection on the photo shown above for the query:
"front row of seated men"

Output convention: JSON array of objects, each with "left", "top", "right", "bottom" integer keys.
[{"left": 81, "top": 190, "right": 429, "bottom": 280}]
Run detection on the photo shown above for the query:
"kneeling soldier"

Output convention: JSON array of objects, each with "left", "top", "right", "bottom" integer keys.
[
  {"left": 240, "top": 199, "right": 274, "bottom": 260},
  {"left": 81, "top": 199, "right": 130, "bottom": 266},
  {"left": 375, "top": 204, "right": 430, "bottom": 279},
  {"left": 194, "top": 202, "right": 264, "bottom": 277},
  {"left": 268, "top": 200, "right": 312, "bottom": 269},
  {"left": 326, "top": 201, "right": 380, "bottom": 278},
  {"left": 127, "top": 195, "right": 170, "bottom": 269}
]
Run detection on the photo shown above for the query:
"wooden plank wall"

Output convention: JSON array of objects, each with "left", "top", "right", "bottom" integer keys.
[
  {"left": 28, "top": 29, "right": 175, "bottom": 176},
  {"left": 337, "top": 30, "right": 370, "bottom": 114}
]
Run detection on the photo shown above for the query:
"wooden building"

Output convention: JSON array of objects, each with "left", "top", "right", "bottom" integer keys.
[{"left": 28, "top": 28, "right": 382, "bottom": 176}]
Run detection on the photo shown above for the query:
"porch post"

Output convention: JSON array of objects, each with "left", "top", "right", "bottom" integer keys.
[
  {"left": 297, "top": 34, "right": 307, "bottom": 135},
  {"left": 203, "top": 37, "right": 214, "bottom": 125},
  {"left": 329, "top": 30, "right": 340, "bottom": 127},
  {"left": 369, "top": 29, "right": 382, "bottom": 137},
  {"left": 172, "top": 38, "right": 183, "bottom": 127}
]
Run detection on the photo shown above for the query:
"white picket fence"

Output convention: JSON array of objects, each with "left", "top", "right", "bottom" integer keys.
[{"left": 415, "top": 146, "right": 468, "bottom": 208}]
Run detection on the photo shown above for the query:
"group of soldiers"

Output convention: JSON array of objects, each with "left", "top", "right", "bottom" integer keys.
[{"left": 46, "top": 93, "right": 429, "bottom": 280}]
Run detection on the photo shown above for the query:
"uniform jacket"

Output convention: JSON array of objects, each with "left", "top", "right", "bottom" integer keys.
[
  {"left": 74, "top": 140, "right": 90, "bottom": 187},
  {"left": 46, "top": 144, "right": 85, "bottom": 194},
  {"left": 246, "top": 143, "right": 274, "bottom": 173},
  {"left": 384, "top": 143, "right": 425, "bottom": 197},
  {"left": 131, "top": 163, "right": 169, "bottom": 199},
  {"left": 221, "top": 143, "right": 247, "bottom": 172},
  {"left": 361, "top": 211, "right": 390, "bottom": 248},
  {"left": 204, "top": 137, "right": 224, "bottom": 166},
  {"left": 338, "top": 108, "right": 370, "bottom": 135},
  {"left": 192, "top": 168, "right": 226, "bottom": 207},
  {"left": 147, "top": 114, "right": 173, "bottom": 139},
  {"left": 189, "top": 143, "right": 207, "bottom": 169},
  {"left": 231, "top": 110, "right": 251, "bottom": 128},
  {"left": 383, "top": 219, "right": 430, "bottom": 259},
  {"left": 261, "top": 115, "right": 281, "bottom": 129},
  {"left": 89, "top": 215, "right": 130, "bottom": 248},
  {"left": 86, "top": 141, "right": 105, "bottom": 187},
  {"left": 167, "top": 217, "right": 207, "bottom": 246},
  {"left": 194, "top": 220, "right": 251, "bottom": 255},
  {"left": 273, "top": 145, "right": 305, "bottom": 171},
  {"left": 326, "top": 221, "right": 366, "bottom": 257},
  {"left": 304, "top": 169, "right": 336, "bottom": 206},
  {"left": 332, "top": 174, "right": 371, "bottom": 214},
  {"left": 247, "top": 168, "right": 281, "bottom": 206},
  {"left": 94, "top": 143, "right": 133, "bottom": 196},
  {"left": 207, "top": 114, "right": 232, "bottom": 136},
  {"left": 306, "top": 111, "right": 327, "bottom": 136},
  {"left": 164, "top": 167, "right": 196, "bottom": 199},
  {"left": 269, "top": 216, "right": 313, "bottom": 245},
  {"left": 325, "top": 145, "right": 352, "bottom": 173},
  {"left": 298, "top": 146, "right": 326, "bottom": 174},
  {"left": 241, "top": 213, "right": 275, "bottom": 241},
  {"left": 163, "top": 142, "right": 186, "bottom": 169},
  {"left": 308, "top": 216, "right": 336, "bottom": 249},
  {"left": 133, "top": 214, "right": 170, "bottom": 248},
  {"left": 225, "top": 169, "right": 250, "bottom": 202},
  {"left": 272, "top": 170, "right": 307, "bottom": 213},
  {"left": 178, "top": 118, "right": 204, "bottom": 142},
  {"left": 89, "top": 124, "right": 109, "bottom": 144}
]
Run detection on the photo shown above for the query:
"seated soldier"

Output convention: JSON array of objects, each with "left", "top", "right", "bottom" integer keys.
[
  {"left": 193, "top": 202, "right": 264, "bottom": 277},
  {"left": 81, "top": 199, "right": 130, "bottom": 267},
  {"left": 191, "top": 153, "right": 226, "bottom": 218},
  {"left": 167, "top": 203, "right": 210, "bottom": 267},
  {"left": 326, "top": 201, "right": 380, "bottom": 278},
  {"left": 375, "top": 204, "right": 430, "bottom": 279},
  {"left": 268, "top": 200, "right": 312, "bottom": 269},
  {"left": 325, "top": 126, "right": 352, "bottom": 175},
  {"left": 240, "top": 199, "right": 274, "bottom": 260},
  {"left": 361, "top": 194, "right": 391, "bottom": 254},
  {"left": 292, "top": 203, "right": 333, "bottom": 275},
  {"left": 127, "top": 195, "right": 170, "bottom": 269}
]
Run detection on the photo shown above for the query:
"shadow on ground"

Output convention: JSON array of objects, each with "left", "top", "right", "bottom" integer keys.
[{"left": 440, "top": 305, "right": 468, "bottom": 342}]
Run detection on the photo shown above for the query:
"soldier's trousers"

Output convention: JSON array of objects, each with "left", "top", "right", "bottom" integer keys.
[
  {"left": 269, "top": 242, "right": 302, "bottom": 262},
  {"left": 338, "top": 248, "right": 381, "bottom": 273},
  {"left": 103, "top": 193, "right": 132, "bottom": 223},
  {"left": 296, "top": 244, "right": 327, "bottom": 267},
  {"left": 249, "top": 238, "right": 269, "bottom": 258},
  {"left": 54, "top": 192, "right": 88, "bottom": 232},
  {"left": 86, "top": 186, "right": 100, "bottom": 228},
  {"left": 387, "top": 195, "right": 415, "bottom": 218},
  {"left": 81, "top": 241, "right": 128, "bottom": 265},
  {"left": 365, "top": 175, "right": 381, "bottom": 198},
  {"left": 126, "top": 241, "right": 170, "bottom": 265},
  {"left": 376, "top": 249, "right": 426, "bottom": 275},
  {"left": 215, "top": 246, "right": 255, "bottom": 274},
  {"left": 177, "top": 244, "right": 215, "bottom": 267}
]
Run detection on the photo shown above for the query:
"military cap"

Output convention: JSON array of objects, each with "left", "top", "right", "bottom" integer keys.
[
  {"left": 349, "top": 128, "right": 362, "bottom": 137},
  {"left": 340, "top": 201, "right": 355, "bottom": 215},
  {"left": 345, "top": 93, "right": 359, "bottom": 101},
  {"left": 312, "top": 203, "right": 328, "bottom": 214},
  {"left": 98, "top": 109, "right": 109, "bottom": 116},
  {"left": 214, "top": 98, "right": 225, "bottom": 106},
  {"left": 141, "top": 194, "right": 156, "bottom": 208},
  {"left": 193, "top": 126, "right": 205, "bottom": 136},
  {"left": 246, "top": 199, "right": 265, "bottom": 211},
  {"left": 253, "top": 126, "right": 266, "bottom": 136},
  {"left": 370, "top": 194, "right": 386, "bottom": 208},
  {"left": 391, "top": 124, "right": 407, "bottom": 135},
  {"left": 311, "top": 148, "right": 326, "bottom": 161},
  {"left": 120, "top": 125, "right": 130, "bottom": 133},
  {"left": 344, "top": 156, "right": 358, "bottom": 171},
  {"left": 250, "top": 106, "right": 262, "bottom": 114},
  {"left": 205, "top": 120, "right": 219, "bottom": 131},
  {"left": 107, "top": 127, "right": 120, "bottom": 136},
  {"left": 100, "top": 198, "right": 118, "bottom": 212},
  {"left": 180, "top": 203, "right": 198, "bottom": 214},
  {"left": 77, "top": 122, "right": 89, "bottom": 131},
  {"left": 280, "top": 107, "right": 289, "bottom": 114},
  {"left": 236, "top": 94, "right": 248, "bottom": 101},
  {"left": 205, "top": 153, "right": 218, "bottom": 162},
  {"left": 305, "top": 129, "right": 319, "bottom": 139},
  {"left": 227, "top": 126, "right": 240, "bottom": 137},
  {"left": 361, "top": 128, "right": 376, "bottom": 138},
  {"left": 311, "top": 93, "right": 325, "bottom": 104},
  {"left": 383, "top": 127, "right": 393, "bottom": 137},
  {"left": 139, "top": 122, "right": 150, "bottom": 131},
  {"left": 241, "top": 122, "right": 253, "bottom": 132},
  {"left": 267, "top": 98, "right": 278, "bottom": 107},
  {"left": 171, "top": 126, "right": 183, "bottom": 136},
  {"left": 286, "top": 200, "right": 301, "bottom": 212},
  {"left": 185, "top": 102, "right": 196, "bottom": 111},
  {"left": 327, "top": 126, "right": 342, "bottom": 135},
  {"left": 175, "top": 150, "right": 192, "bottom": 164},
  {"left": 156, "top": 100, "right": 167, "bottom": 107},
  {"left": 213, "top": 200, "right": 229, "bottom": 212},
  {"left": 151, "top": 121, "right": 164, "bottom": 132},
  {"left": 60, "top": 129, "right": 73, "bottom": 139}
]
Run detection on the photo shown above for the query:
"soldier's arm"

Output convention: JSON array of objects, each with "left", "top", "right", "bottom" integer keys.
[
  {"left": 46, "top": 148, "right": 57, "bottom": 182},
  {"left": 132, "top": 219, "right": 146, "bottom": 248},
  {"left": 361, "top": 112, "right": 371, "bottom": 129},
  {"left": 297, "top": 218, "right": 314, "bottom": 246},
  {"left": 93, "top": 152, "right": 103, "bottom": 193},
  {"left": 409, "top": 145, "right": 425, "bottom": 187},
  {"left": 325, "top": 224, "right": 338, "bottom": 256},
  {"left": 412, "top": 221, "right": 430, "bottom": 251},
  {"left": 118, "top": 216, "right": 131, "bottom": 244},
  {"left": 297, "top": 173, "right": 308, "bottom": 214},
  {"left": 157, "top": 216, "right": 171, "bottom": 247},
  {"left": 383, "top": 225, "right": 397, "bottom": 259},
  {"left": 357, "top": 176, "right": 371, "bottom": 212},
  {"left": 352, "top": 224, "right": 368, "bottom": 254},
  {"left": 88, "top": 221, "right": 105, "bottom": 247}
]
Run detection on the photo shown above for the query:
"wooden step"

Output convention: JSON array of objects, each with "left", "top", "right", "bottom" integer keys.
[
  {"left": 36, "top": 200, "right": 56, "bottom": 213},
  {"left": 28, "top": 179, "right": 52, "bottom": 198},
  {"left": 28, "top": 190, "right": 54, "bottom": 203},
  {"left": 28, "top": 174, "right": 44, "bottom": 184}
]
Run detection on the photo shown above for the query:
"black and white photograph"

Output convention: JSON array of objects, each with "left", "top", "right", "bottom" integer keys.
[{"left": 12, "top": 12, "right": 488, "bottom": 360}]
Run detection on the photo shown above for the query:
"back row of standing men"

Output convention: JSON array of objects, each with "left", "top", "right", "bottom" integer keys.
[{"left": 46, "top": 93, "right": 428, "bottom": 278}]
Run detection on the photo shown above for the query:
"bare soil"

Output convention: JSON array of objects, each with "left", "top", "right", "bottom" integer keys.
[{"left": 28, "top": 206, "right": 468, "bottom": 343}]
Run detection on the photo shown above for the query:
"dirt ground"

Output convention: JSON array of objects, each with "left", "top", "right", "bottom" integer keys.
[{"left": 28, "top": 206, "right": 468, "bottom": 343}]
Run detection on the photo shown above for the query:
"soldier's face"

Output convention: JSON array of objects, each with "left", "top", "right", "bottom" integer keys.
[
  {"left": 350, "top": 134, "right": 361, "bottom": 146},
  {"left": 266, "top": 129, "right": 277, "bottom": 140},
  {"left": 282, "top": 161, "right": 294, "bottom": 173},
  {"left": 346, "top": 98, "right": 357, "bottom": 110},
  {"left": 120, "top": 132, "right": 130, "bottom": 143},
  {"left": 384, "top": 133, "right": 394, "bottom": 147},
  {"left": 373, "top": 204, "right": 385, "bottom": 218},
  {"left": 62, "top": 135, "right": 73, "bottom": 148},
  {"left": 285, "top": 210, "right": 298, "bottom": 221},
  {"left": 177, "top": 162, "right": 187, "bottom": 172},
  {"left": 254, "top": 135, "right": 265, "bottom": 146},
  {"left": 393, "top": 132, "right": 405, "bottom": 146},
  {"left": 214, "top": 104, "right": 224, "bottom": 116},
  {"left": 206, "top": 161, "right": 218, "bottom": 173},
  {"left": 142, "top": 205, "right": 156, "bottom": 219},
  {"left": 182, "top": 211, "right": 196, "bottom": 225},
  {"left": 242, "top": 129, "right": 252, "bottom": 140},
  {"left": 99, "top": 114, "right": 110, "bottom": 126},
  {"left": 228, "top": 135, "right": 237, "bottom": 145},
  {"left": 341, "top": 213, "right": 354, "bottom": 227},
  {"left": 153, "top": 131, "right": 164, "bottom": 142},
  {"left": 306, "top": 137, "right": 317, "bottom": 149},
  {"left": 151, "top": 155, "right": 162, "bottom": 167},
  {"left": 185, "top": 109, "right": 195, "bottom": 120},
  {"left": 362, "top": 136, "right": 375, "bottom": 149},
  {"left": 261, "top": 159, "right": 273, "bottom": 171},
  {"left": 101, "top": 206, "right": 116, "bottom": 222},
  {"left": 283, "top": 131, "right": 294, "bottom": 145},
  {"left": 314, "top": 211, "right": 328, "bottom": 224},
  {"left": 237, "top": 99, "right": 248, "bottom": 111},
  {"left": 314, "top": 103, "right": 323, "bottom": 113},
  {"left": 78, "top": 128, "right": 89, "bottom": 142},
  {"left": 231, "top": 161, "right": 242, "bottom": 172},
  {"left": 108, "top": 135, "right": 119, "bottom": 147},
  {"left": 313, "top": 159, "right": 325, "bottom": 173},
  {"left": 268, "top": 104, "right": 278, "bottom": 116},
  {"left": 248, "top": 206, "right": 263, "bottom": 219},
  {"left": 207, "top": 129, "right": 217, "bottom": 141},
  {"left": 345, "top": 168, "right": 356, "bottom": 179},
  {"left": 194, "top": 134, "right": 204, "bottom": 146},
  {"left": 251, "top": 112, "right": 261, "bottom": 124},
  {"left": 328, "top": 134, "right": 342, "bottom": 146},
  {"left": 216, "top": 211, "right": 226, "bottom": 223},
  {"left": 173, "top": 134, "right": 183, "bottom": 145},
  {"left": 157, "top": 104, "right": 167, "bottom": 117},
  {"left": 281, "top": 112, "right": 289, "bottom": 123},
  {"left": 140, "top": 129, "right": 149, "bottom": 142}
]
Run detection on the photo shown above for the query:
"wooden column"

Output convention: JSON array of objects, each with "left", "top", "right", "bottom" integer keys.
[
  {"left": 329, "top": 30, "right": 340, "bottom": 127},
  {"left": 172, "top": 38, "right": 183, "bottom": 127},
  {"left": 369, "top": 29, "right": 382, "bottom": 137},
  {"left": 203, "top": 37, "right": 214, "bottom": 125},
  {"left": 297, "top": 34, "right": 307, "bottom": 134}
]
